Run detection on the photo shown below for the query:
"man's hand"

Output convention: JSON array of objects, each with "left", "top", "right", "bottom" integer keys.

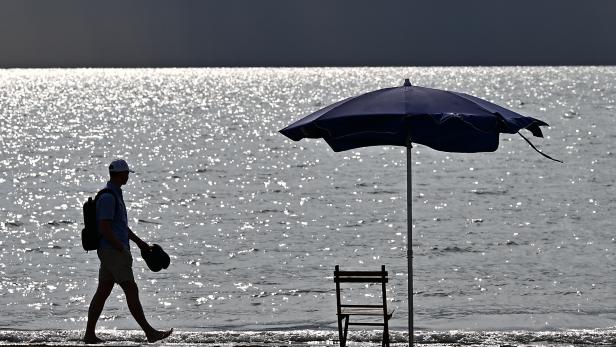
[
  {"left": 137, "top": 240, "right": 151, "bottom": 251},
  {"left": 128, "top": 229, "right": 150, "bottom": 250}
]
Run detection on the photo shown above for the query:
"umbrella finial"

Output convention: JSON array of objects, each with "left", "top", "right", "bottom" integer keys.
[{"left": 404, "top": 79, "right": 412, "bottom": 86}]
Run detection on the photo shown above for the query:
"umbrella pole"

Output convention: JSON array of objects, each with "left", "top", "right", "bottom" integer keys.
[{"left": 407, "top": 145, "right": 413, "bottom": 346}]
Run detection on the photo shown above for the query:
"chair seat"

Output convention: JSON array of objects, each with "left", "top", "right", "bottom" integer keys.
[{"left": 340, "top": 307, "right": 394, "bottom": 318}]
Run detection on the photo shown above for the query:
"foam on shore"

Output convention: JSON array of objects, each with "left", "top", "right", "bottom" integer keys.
[{"left": 2, "top": 329, "right": 616, "bottom": 346}]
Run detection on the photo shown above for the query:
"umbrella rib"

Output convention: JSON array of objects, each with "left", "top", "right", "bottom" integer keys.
[
  {"left": 443, "top": 91, "right": 548, "bottom": 135},
  {"left": 444, "top": 91, "right": 508, "bottom": 116},
  {"left": 423, "top": 112, "right": 497, "bottom": 135}
]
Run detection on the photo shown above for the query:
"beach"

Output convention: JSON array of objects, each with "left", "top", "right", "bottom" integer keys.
[
  {"left": 4, "top": 328, "right": 616, "bottom": 346},
  {"left": 0, "top": 66, "right": 614, "bottom": 345}
]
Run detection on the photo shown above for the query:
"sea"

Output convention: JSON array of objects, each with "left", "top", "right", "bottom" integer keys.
[{"left": 0, "top": 66, "right": 614, "bottom": 346}]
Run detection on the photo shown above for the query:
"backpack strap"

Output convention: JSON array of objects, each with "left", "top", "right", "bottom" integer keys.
[{"left": 94, "top": 188, "right": 120, "bottom": 214}]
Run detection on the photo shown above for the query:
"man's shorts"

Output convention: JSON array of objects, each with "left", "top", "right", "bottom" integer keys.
[{"left": 97, "top": 248, "right": 135, "bottom": 284}]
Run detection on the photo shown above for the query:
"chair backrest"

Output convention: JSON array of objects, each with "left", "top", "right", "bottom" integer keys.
[{"left": 334, "top": 265, "right": 388, "bottom": 316}]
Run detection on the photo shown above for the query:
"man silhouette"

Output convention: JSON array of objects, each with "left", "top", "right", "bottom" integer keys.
[{"left": 83, "top": 159, "right": 172, "bottom": 344}]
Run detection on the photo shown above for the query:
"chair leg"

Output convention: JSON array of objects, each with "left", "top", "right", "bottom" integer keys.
[
  {"left": 383, "top": 326, "right": 390, "bottom": 347},
  {"left": 343, "top": 315, "right": 349, "bottom": 347},
  {"left": 383, "top": 317, "right": 390, "bottom": 347},
  {"left": 337, "top": 316, "right": 344, "bottom": 347}
]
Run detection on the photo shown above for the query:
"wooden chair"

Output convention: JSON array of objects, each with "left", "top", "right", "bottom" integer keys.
[{"left": 334, "top": 265, "right": 393, "bottom": 347}]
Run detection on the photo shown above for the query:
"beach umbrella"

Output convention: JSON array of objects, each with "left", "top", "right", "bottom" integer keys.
[{"left": 279, "top": 79, "right": 559, "bottom": 346}]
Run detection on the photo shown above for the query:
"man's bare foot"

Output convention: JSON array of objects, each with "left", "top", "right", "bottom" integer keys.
[
  {"left": 146, "top": 329, "right": 173, "bottom": 343},
  {"left": 83, "top": 334, "right": 105, "bottom": 344}
]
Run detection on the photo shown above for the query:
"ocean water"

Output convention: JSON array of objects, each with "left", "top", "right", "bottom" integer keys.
[{"left": 0, "top": 66, "right": 615, "bottom": 345}]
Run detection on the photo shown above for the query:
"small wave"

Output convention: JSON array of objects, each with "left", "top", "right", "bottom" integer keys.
[
  {"left": 251, "top": 288, "right": 331, "bottom": 298},
  {"left": 257, "top": 209, "right": 282, "bottom": 213},
  {"left": 470, "top": 189, "right": 508, "bottom": 195},
  {"left": 3, "top": 221, "right": 23, "bottom": 227},
  {"left": 432, "top": 246, "right": 478, "bottom": 253},
  {"left": 25, "top": 245, "right": 62, "bottom": 253},
  {"left": 4, "top": 329, "right": 616, "bottom": 345},
  {"left": 138, "top": 219, "right": 161, "bottom": 225},
  {"left": 228, "top": 248, "right": 258, "bottom": 258},
  {"left": 46, "top": 220, "right": 75, "bottom": 226},
  {"left": 418, "top": 291, "right": 453, "bottom": 297},
  {"left": 367, "top": 190, "right": 399, "bottom": 195}
]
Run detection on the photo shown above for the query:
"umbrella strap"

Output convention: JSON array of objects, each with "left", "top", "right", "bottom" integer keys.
[{"left": 517, "top": 132, "right": 563, "bottom": 163}]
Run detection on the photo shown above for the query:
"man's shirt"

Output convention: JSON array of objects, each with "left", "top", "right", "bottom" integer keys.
[{"left": 96, "top": 181, "right": 130, "bottom": 250}]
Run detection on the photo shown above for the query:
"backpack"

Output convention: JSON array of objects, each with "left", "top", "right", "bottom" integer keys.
[{"left": 81, "top": 188, "right": 118, "bottom": 251}]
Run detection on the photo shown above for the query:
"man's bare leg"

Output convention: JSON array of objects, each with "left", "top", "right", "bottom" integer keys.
[
  {"left": 83, "top": 280, "right": 115, "bottom": 344},
  {"left": 119, "top": 281, "right": 173, "bottom": 342}
]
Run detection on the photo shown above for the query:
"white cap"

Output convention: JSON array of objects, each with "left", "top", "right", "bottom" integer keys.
[{"left": 108, "top": 159, "right": 135, "bottom": 173}]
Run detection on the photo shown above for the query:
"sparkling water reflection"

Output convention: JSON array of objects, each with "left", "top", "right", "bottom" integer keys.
[{"left": 0, "top": 67, "right": 614, "bottom": 332}]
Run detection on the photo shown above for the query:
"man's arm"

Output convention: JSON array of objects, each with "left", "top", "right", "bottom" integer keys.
[
  {"left": 99, "top": 220, "right": 127, "bottom": 251},
  {"left": 128, "top": 228, "right": 150, "bottom": 250}
]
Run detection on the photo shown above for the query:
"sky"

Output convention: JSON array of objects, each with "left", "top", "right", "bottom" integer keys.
[{"left": 1, "top": 0, "right": 615, "bottom": 68}]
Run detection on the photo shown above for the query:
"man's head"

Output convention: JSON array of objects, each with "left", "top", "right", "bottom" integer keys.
[{"left": 108, "top": 159, "right": 134, "bottom": 185}]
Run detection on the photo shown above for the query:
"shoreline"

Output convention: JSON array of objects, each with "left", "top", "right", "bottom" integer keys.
[{"left": 2, "top": 328, "right": 616, "bottom": 346}]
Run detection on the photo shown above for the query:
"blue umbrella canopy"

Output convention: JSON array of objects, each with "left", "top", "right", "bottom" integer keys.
[
  {"left": 281, "top": 79, "right": 550, "bottom": 153},
  {"left": 280, "top": 79, "right": 557, "bottom": 346}
]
